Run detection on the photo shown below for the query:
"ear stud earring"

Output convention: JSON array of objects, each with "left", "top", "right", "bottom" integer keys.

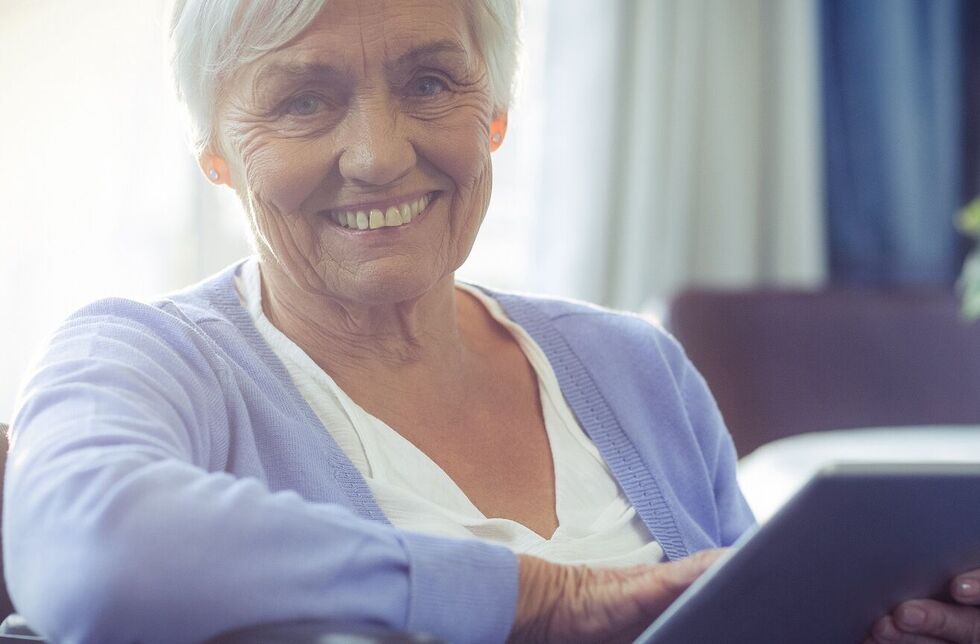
[
  {"left": 208, "top": 168, "right": 220, "bottom": 182},
  {"left": 489, "top": 117, "right": 507, "bottom": 151}
]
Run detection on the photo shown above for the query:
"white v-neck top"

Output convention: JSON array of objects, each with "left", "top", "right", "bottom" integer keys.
[{"left": 236, "top": 259, "right": 663, "bottom": 567}]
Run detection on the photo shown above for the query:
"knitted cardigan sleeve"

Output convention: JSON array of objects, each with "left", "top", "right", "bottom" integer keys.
[
  {"left": 4, "top": 299, "right": 517, "bottom": 644},
  {"left": 676, "top": 356, "right": 757, "bottom": 546}
]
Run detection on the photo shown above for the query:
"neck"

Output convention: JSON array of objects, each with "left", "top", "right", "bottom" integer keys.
[{"left": 257, "top": 259, "right": 474, "bottom": 395}]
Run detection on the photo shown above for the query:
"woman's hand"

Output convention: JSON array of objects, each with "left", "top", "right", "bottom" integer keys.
[
  {"left": 508, "top": 549, "right": 724, "bottom": 643},
  {"left": 865, "top": 568, "right": 980, "bottom": 643}
]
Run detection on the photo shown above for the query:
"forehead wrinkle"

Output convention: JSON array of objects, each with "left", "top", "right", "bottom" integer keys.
[
  {"left": 355, "top": 0, "right": 370, "bottom": 76},
  {"left": 384, "top": 39, "right": 471, "bottom": 75}
]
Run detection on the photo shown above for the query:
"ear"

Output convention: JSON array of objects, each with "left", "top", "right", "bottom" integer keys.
[
  {"left": 198, "top": 152, "right": 234, "bottom": 188},
  {"left": 490, "top": 112, "right": 509, "bottom": 152}
]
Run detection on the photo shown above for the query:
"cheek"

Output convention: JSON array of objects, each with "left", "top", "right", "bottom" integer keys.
[
  {"left": 227, "top": 124, "right": 332, "bottom": 216},
  {"left": 420, "top": 112, "right": 494, "bottom": 265},
  {"left": 421, "top": 112, "right": 492, "bottom": 196}
]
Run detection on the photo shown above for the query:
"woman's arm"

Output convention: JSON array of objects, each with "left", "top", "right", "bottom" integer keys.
[{"left": 4, "top": 305, "right": 517, "bottom": 644}]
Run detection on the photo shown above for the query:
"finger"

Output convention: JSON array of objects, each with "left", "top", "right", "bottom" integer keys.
[
  {"left": 868, "top": 615, "right": 948, "bottom": 644},
  {"left": 610, "top": 548, "right": 727, "bottom": 625},
  {"left": 891, "top": 599, "right": 980, "bottom": 643},
  {"left": 566, "top": 549, "right": 729, "bottom": 640},
  {"left": 951, "top": 571, "right": 980, "bottom": 606},
  {"left": 659, "top": 548, "right": 726, "bottom": 585},
  {"left": 645, "top": 550, "right": 725, "bottom": 596}
]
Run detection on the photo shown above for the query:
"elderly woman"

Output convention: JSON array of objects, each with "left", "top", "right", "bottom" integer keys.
[{"left": 4, "top": 1, "right": 979, "bottom": 643}]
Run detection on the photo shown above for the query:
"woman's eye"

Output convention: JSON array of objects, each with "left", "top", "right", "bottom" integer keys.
[
  {"left": 285, "top": 94, "right": 324, "bottom": 116},
  {"left": 412, "top": 76, "right": 449, "bottom": 97}
]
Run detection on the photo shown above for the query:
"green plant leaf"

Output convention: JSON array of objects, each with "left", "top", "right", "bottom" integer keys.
[{"left": 957, "top": 198, "right": 980, "bottom": 237}]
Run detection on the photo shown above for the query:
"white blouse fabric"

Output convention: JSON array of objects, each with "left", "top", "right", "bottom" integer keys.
[{"left": 236, "top": 259, "right": 663, "bottom": 567}]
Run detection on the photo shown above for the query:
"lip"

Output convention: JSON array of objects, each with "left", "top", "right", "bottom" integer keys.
[{"left": 326, "top": 190, "right": 435, "bottom": 216}]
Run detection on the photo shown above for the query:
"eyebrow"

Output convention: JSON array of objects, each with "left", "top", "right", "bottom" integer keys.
[
  {"left": 255, "top": 39, "right": 470, "bottom": 83},
  {"left": 387, "top": 39, "right": 470, "bottom": 71},
  {"left": 253, "top": 60, "right": 346, "bottom": 93}
]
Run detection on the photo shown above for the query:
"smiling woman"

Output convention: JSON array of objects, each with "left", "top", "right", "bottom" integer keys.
[
  {"left": 5, "top": 1, "right": 980, "bottom": 644},
  {"left": 2, "top": 2, "right": 758, "bottom": 643},
  {"left": 6, "top": 1, "right": 980, "bottom": 643}
]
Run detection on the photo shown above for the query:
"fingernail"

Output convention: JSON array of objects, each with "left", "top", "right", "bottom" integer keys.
[
  {"left": 957, "top": 577, "right": 979, "bottom": 596},
  {"left": 899, "top": 605, "right": 926, "bottom": 627}
]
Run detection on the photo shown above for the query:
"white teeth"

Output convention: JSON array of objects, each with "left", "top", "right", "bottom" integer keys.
[
  {"left": 385, "top": 206, "right": 403, "bottom": 227},
  {"left": 331, "top": 193, "right": 433, "bottom": 229}
]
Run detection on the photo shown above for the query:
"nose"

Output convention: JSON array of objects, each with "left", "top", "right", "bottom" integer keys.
[{"left": 337, "top": 99, "right": 416, "bottom": 187}]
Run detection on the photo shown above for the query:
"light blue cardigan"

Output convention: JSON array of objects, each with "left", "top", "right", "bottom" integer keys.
[{"left": 5, "top": 261, "right": 754, "bottom": 644}]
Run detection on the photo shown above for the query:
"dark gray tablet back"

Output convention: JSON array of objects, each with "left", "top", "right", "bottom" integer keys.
[{"left": 638, "top": 463, "right": 980, "bottom": 644}]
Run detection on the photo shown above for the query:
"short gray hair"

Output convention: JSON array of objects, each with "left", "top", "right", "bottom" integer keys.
[{"left": 169, "top": 0, "right": 521, "bottom": 155}]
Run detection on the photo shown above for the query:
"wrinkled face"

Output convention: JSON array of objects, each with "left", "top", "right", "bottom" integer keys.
[{"left": 217, "top": 0, "right": 496, "bottom": 305}]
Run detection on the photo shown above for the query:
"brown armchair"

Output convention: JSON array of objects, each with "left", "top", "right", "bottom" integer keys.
[
  {"left": 667, "top": 288, "right": 980, "bottom": 457},
  {"left": 0, "top": 424, "right": 15, "bottom": 621}
]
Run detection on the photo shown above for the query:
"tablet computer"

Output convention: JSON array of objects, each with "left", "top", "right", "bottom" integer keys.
[{"left": 637, "top": 463, "right": 980, "bottom": 644}]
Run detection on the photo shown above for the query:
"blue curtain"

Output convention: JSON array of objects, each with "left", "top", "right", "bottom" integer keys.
[
  {"left": 820, "top": 0, "right": 964, "bottom": 285},
  {"left": 963, "top": 2, "right": 980, "bottom": 206}
]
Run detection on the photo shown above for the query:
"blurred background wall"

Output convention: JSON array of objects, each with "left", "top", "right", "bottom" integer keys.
[{"left": 1, "top": 0, "right": 978, "bottom": 421}]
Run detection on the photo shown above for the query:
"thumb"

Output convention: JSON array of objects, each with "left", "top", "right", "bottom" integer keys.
[{"left": 627, "top": 548, "right": 727, "bottom": 615}]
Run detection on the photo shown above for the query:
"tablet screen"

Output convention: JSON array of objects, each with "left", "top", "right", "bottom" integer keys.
[{"left": 637, "top": 463, "right": 980, "bottom": 644}]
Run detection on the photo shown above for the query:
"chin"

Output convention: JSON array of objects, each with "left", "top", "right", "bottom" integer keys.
[{"left": 329, "top": 261, "right": 449, "bottom": 306}]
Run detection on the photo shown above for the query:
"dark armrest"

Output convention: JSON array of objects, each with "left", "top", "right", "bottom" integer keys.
[
  {"left": 0, "top": 615, "right": 444, "bottom": 643},
  {"left": 0, "top": 614, "right": 45, "bottom": 641},
  {"left": 208, "top": 620, "right": 445, "bottom": 644}
]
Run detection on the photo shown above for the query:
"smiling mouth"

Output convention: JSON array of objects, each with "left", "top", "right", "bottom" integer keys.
[{"left": 325, "top": 192, "right": 435, "bottom": 230}]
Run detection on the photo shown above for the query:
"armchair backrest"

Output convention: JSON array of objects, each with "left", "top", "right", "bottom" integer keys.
[
  {"left": 0, "top": 424, "right": 14, "bottom": 620},
  {"left": 668, "top": 288, "right": 980, "bottom": 457}
]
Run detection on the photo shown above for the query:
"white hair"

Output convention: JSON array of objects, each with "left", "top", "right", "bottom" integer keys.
[{"left": 169, "top": 0, "right": 521, "bottom": 155}]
